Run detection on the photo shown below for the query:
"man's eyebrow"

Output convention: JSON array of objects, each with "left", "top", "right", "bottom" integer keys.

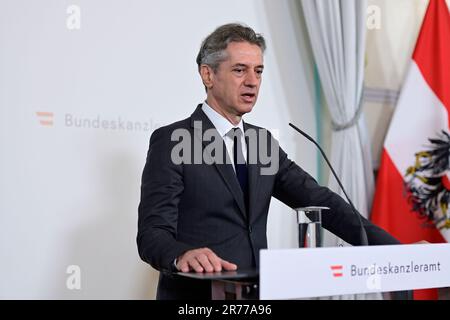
[{"left": 232, "top": 63, "right": 264, "bottom": 69}]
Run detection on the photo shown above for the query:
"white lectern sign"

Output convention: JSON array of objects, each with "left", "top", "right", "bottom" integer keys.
[{"left": 260, "top": 244, "right": 450, "bottom": 299}]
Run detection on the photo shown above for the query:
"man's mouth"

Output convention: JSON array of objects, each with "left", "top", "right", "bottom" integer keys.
[{"left": 241, "top": 93, "right": 256, "bottom": 103}]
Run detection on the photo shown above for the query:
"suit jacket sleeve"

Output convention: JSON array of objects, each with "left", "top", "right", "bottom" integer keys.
[
  {"left": 137, "top": 127, "right": 196, "bottom": 273},
  {"left": 272, "top": 144, "right": 400, "bottom": 246}
]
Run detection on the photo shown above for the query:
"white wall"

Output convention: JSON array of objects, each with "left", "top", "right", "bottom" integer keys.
[{"left": 0, "top": 0, "right": 317, "bottom": 299}]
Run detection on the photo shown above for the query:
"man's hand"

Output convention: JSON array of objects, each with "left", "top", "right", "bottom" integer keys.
[{"left": 176, "top": 248, "right": 238, "bottom": 273}]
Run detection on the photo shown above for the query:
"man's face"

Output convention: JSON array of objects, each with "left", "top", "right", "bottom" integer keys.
[{"left": 207, "top": 41, "right": 264, "bottom": 118}]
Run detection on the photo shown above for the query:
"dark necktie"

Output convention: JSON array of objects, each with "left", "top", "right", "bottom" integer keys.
[{"left": 230, "top": 128, "right": 249, "bottom": 209}]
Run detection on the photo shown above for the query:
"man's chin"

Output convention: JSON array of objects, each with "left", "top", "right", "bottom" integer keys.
[{"left": 238, "top": 103, "right": 255, "bottom": 116}]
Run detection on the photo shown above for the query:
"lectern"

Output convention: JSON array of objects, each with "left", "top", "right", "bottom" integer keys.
[
  {"left": 177, "top": 244, "right": 450, "bottom": 300},
  {"left": 177, "top": 269, "right": 259, "bottom": 300}
]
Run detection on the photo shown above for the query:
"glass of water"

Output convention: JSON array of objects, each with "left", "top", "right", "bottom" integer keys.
[{"left": 295, "top": 207, "right": 329, "bottom": 248}]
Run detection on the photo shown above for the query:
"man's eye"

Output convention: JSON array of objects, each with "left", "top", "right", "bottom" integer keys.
[
  {"left": 234, "top": 69, "right": 244, "bottom": 73},
  {"left": 256, "top": 69, "right": 263, "bottom": 75}
]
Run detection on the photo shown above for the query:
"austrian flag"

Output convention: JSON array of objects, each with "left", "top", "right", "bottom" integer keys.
[
  {"left": 371, "top": 0, "right": 450, "bottom": 299},
  {"left": 372, "top": 0, "right": 450, "bottom": 244}
]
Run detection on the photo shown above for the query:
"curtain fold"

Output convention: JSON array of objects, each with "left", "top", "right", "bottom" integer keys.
[{"left": 301, "top": 0, "right": 379, "bottom": 300}]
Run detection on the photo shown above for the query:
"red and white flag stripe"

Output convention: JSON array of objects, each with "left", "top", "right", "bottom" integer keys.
[
  {"left": 372, "top": 0, "right": 450, "bottom": 244},
  {"left": 371, "top": 0, "right": 450, "bottom": 299}
]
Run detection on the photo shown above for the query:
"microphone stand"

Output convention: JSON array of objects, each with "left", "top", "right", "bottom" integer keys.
[{"left": 289, "top": 123, "right": 369, "bottom": 246}]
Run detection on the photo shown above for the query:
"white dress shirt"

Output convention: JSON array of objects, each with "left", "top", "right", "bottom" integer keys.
[{"left": 201, "top": 102, "right": 247, "bottom": 170}]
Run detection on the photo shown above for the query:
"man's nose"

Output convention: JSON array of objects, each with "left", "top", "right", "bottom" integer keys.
[{"left": 244, "top": 71, "right": 259, "bottom": 87}]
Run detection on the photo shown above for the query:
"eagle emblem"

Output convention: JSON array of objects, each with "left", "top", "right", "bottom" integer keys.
[{"left": 404, "top": 131, "right": 450, "bottom": 230}]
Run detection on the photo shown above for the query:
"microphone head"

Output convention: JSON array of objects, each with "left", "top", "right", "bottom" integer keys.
[{"left": 289, "top": 123, "right": 315, "bottom": 143}]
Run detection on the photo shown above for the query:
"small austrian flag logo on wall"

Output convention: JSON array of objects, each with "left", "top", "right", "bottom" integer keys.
[
  {"left": 36, "top": 111, "right": 54, "bottom": 127},
  {"left": 331, "top": 265, "right": 343, "bottom": 277}
]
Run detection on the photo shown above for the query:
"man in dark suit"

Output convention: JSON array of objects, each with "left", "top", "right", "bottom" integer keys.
[{"left": 137, "top": 23, "right": 400, "bottom": 300}]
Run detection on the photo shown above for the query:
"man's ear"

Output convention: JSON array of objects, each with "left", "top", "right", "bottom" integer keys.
[{"left": 200, "top": 65, "right": 213, "bottom": 90}]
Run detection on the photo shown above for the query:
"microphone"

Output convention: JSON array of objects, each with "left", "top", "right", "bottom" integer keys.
[{"left": 289, "top": 123, "right": 369, "bottom": 246}]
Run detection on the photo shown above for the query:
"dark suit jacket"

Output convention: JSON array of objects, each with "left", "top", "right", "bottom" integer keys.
[{"left": 137, "top": 104, "right": 399, "bottom": 299}]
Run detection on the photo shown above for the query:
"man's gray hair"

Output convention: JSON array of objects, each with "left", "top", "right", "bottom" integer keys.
[{"left": 196, "top": 23, "right": 266, "bottom": 73}]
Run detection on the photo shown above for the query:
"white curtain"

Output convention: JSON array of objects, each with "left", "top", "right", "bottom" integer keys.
[{"left": 301, "top": 0, "right": 380, "bottom": 300}]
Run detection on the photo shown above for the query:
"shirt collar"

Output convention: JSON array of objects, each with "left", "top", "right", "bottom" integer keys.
[{"left": 201, "top": 102, "right": 245, "bottom": 137}]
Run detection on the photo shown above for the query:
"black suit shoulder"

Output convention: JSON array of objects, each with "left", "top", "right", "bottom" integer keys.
[{"left": 151, "top": 116, "right": 191, "bottom": 137}]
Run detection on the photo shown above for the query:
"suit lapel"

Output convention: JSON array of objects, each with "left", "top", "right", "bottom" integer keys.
[{"left": 190, "top": 105, "right": 247, "bottom": 220}]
